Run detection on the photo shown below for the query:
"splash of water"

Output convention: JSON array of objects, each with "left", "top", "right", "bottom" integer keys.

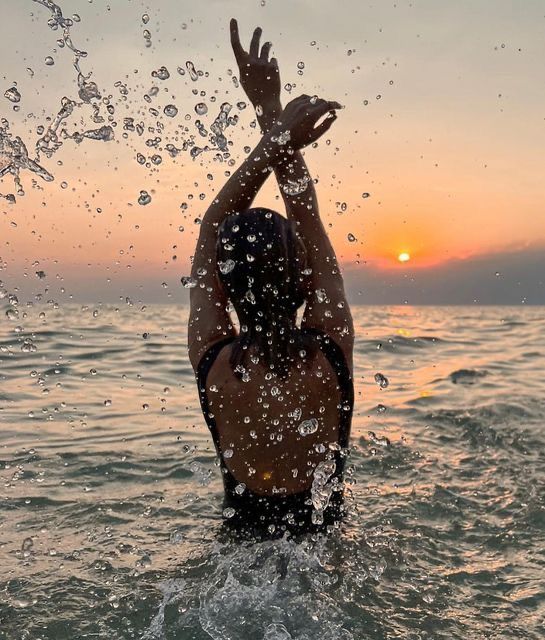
[
  {"left": 1, "top": 1, "right": 248, "bottom": 205},
  {"left": 310, "top": 459, "right": 337, "bottom": 525},
  {"left": 0, "top": 1, "right": 112, "bottom": 201},
  {"left": 0, "top": 120, "right": 54, "bottom": 199},
  {"left": 144, "top": 536, "right": 355, "bottom": 640}
]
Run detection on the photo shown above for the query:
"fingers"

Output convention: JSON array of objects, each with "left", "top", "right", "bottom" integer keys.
[
  {"left": 230, "top": 18, "right": 245, "bottom": 61},
  {"left": 260, "top": 41, "right": 272, "bottom": 61},
  {"left": 294, "top": 95, "right": 341, "bottom": 109},
  {"left": 309, "top": 99, "right": 342, "bottom": 121},
  {"left": 307, "top": 112, "right": 337, "bottom": 145},
  {"left": 250, "top": 26, "right": 262, "bottom": 58}
]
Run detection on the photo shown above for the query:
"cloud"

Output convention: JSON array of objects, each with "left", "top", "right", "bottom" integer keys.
[
  {"left": 2, "top": 244, "right": 541, "bottom": 306},
  {"left": 343, "top": 245, "right": 545, "bottom": 305}
]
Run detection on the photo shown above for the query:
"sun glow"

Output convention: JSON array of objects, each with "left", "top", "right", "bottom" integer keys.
[{"left": 398, "top": 252, "right": 411, "bottom": 263}]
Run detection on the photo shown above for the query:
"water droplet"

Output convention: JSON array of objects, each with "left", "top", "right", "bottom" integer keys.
[
  {"left": 235, "top": 483, "right": 246, "bottom": 495},
  {"left": 368, "top": 557, "right": 387, "bottom": 580},
  {"left": 374, "top": 372, "right": 389, "bottom": 389},
  {"left": 298, "top": 418, "right": 319, "bottom": 436},
  {"left": 347, "top": 233, "right": 357, "bottom": 242},
  {"left": 186, "top": 61, "right": 199, "bottom": 82},
  {"left": 181, "top": 276, "right": 197, "bottom": 288},
  {"left": 223, "top": 448, "right": 234, "bottom": 459},
  {"left": 218, "top": 259, "right": 235, "bottom": 274},
  {"left": 170, "top": 529, "right": 183, "bottom": 543},
  {"left": 195, "top": 102, "right": 208, "bottom": 116},
  {"left": 281, "top": 175, "right": 310, "bottom": 195},
  {"left": 4, "top": 87, "right": 21, "bottom": 103},
  {"left": 21, "top": 537, "right": 34, "bottom": 555},
  {"left": 138, "top": 190, "right": 151, "bottom": 205},
  {"left": 152, "top": 66, "right": 170, "bottom": 80},
  {"left": 316, "top": 288, "right": 327, "bottom": 303},
  {"left": 275, "top": 129, "right": 291, "bottom": 146},
  {"left": 21, "top": 339, "right": 37, "bottom": 353},
  {"left": 222, "top": 507, "right": 236, "bottom": 519},
  {"left": 164, "top": 104, "right": 178, "bottom": 117},
  {"left": 142, "top": 13, "right": 150, "bottom": 24},
  {"left": 368, "top": 431, "right": 390, "bottom": 447},
  {"left": 362, "top": 192, "right": 370, "bottom": 198},
  {"left": 44, "top": 56, "right": 55, "bottom": 66}
]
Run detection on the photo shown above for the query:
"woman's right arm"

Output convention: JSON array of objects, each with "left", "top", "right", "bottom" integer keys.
[
  {"left": 271, "top": 109, "right": 354, "bottom": 374},
  {"left": 231, "top": 19, "right": 354, "bottom": 370}
]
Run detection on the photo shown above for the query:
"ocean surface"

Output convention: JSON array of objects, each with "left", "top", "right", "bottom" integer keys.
[{"left": 1, "top": 304, "right": 544, "bottom": 640}]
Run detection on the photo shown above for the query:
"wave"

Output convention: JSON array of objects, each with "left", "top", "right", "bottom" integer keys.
[{"left": 448, "top": 369, "right": 489, "bottom": 385}]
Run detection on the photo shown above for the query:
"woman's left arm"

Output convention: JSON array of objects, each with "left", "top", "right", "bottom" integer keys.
[{"left": 187, "top": 134, "right": 281, "bottom": 372}]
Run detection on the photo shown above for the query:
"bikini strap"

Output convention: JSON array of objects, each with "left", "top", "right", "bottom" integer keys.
[
  {"left": 196, "top": 337, "right": 236, "bottom": 438},
  {"left": 300, "top": 327, "right": 354, "bottom": 449}
]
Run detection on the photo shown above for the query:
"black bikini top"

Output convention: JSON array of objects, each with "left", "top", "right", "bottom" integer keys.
[{"left": 196, "top": 327, "right": 354, "bottom": 505}]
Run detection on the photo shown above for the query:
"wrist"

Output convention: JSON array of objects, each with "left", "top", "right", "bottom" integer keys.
[
  {"left": 255, "top": 98, "right": 282, "bottom": 122},
  {"left": 257, "top": 113, "right": 279, "bottom": 134},
  {"left": 256, "top": 97, "right": 281, "bottom": 112}
]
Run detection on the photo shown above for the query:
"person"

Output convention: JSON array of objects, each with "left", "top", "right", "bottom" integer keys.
[{"left": 187, "top": 19, "right": 354, "bottom": 538}]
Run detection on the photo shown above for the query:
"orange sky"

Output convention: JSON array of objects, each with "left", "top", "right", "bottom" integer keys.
[{"left": 1, "top": 0, "right": 545, "bottom": 299}]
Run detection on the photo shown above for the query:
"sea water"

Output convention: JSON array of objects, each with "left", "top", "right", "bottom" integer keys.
[{"left": 1, "top": 304, "right": 544, "bottom": 639}]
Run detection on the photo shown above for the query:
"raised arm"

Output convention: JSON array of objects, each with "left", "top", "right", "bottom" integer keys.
[
  {"left": 188, "top": 133, "right": 280, "bottom": 372},
  {"left": 230, "top": 19, "right": 354, "bottom": 371},
  {"left": 188, "top": 85, "right": 342, "bottom": 372}
]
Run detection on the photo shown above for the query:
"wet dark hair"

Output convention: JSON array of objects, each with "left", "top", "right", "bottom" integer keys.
[{"left": 216, "top": 207, "right": 312, "bottom": 378}]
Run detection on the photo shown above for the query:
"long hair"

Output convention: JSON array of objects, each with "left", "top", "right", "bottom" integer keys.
[{"left": 216, "top": 207, "right": 312, "bottom": 378}]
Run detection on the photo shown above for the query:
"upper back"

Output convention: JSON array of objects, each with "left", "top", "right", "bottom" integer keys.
[{"left": 200, "top": 331, "right": 353, "bottom": 496}]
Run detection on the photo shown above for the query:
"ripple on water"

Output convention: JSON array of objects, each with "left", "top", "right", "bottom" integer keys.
[{"left": 2, "top": 306, "right": 545, "bottom": 638}]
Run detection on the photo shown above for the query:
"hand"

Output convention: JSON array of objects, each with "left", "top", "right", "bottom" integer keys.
[
  {"left": 230, "top": 18, "right": 281, "bottom": 113},
  {"left": 267, "top": 95, "right": 342, "bottom": 151}
]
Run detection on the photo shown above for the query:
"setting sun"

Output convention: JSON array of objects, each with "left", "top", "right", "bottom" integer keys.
[{"left": 398, "top": 252, "right": 411, "bottom": 263}]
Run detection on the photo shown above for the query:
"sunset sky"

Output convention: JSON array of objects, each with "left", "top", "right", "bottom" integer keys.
[{"left": 1, "top": 0, "right": 544, "bottom": 303}]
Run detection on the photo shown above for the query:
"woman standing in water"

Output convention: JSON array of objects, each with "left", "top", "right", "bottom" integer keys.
[{"left": 188, "top": 19, "right": 354, "bottom": 537}]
